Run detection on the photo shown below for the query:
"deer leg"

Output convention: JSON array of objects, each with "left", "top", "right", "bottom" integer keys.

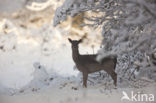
[
  {"left": 106, "top": 70, "right": 117, "bottom": 86},
  {"left": 110, "top": 72, "right": 117, "bottom": 86},
  {"left": 104, "top": 69, "right": 117, "bottom": 86},
  {"left": 83, "top": 72, "right": 88, "bottom": 88}
]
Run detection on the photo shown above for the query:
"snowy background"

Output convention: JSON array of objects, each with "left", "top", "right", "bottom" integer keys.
[
  {"left": 0, "top": 0, "right": 103, "bottom": 94},
  {"left": 0, "top": 0, "right": 156, "bottom": 103}
]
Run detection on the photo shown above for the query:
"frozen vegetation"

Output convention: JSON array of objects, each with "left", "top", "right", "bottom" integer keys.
[
  {"left": 0, "top": 0, "right": 156, "bottom": 103},
  {"left": 54, "top": 0, "right": 156, "bottom": 82}
]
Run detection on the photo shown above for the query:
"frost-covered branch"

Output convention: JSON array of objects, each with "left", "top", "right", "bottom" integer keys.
[{"left": 53, "top": 0, "right": 156, "bottom": 81}]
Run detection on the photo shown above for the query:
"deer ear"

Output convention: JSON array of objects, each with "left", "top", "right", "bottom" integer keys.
[
  {"left": 78, "top": 39, "right": 83, "bottom": 43},
  {"left": 68, "top": 38, "right": 72, "bottom": 43}
]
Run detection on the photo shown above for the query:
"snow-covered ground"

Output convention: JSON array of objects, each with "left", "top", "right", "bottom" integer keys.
[
  {"left": 0, "top": 0, "right": 156, "bottom": 103},
  {"left": 1, "top": 82, "right": 156, "bottom": 103},
  {"left": 0, "top": 18, "right": 75, "bottom": 88}
]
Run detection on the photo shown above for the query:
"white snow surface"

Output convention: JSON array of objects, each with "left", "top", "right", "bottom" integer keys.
[
  {"left": 0, "top": 1, "right": 156, "bottom": 103},
  {"left": 0, "top": 18, "right": 79, "bottom": 90},
  {"left": 0, "top": 17, "right": 100, "bottom": 94}
]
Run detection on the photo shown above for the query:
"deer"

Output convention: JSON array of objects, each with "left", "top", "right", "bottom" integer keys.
[{"left": 68, "top": 38, "right": 117, "bottom": 88}]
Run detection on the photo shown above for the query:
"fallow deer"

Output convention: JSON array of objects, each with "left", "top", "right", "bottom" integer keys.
[{"left": 68, "top": 38, "right": 117, "bottom": 88}]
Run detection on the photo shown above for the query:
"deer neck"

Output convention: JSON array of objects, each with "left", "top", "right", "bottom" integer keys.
[{"left": 72, "top": 46, "right": 80, "bottom": 62}]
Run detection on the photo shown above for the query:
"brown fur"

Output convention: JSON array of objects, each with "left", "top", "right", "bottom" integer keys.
[{"left": 68, "top": 38, "right": 117, "bottom": 88}]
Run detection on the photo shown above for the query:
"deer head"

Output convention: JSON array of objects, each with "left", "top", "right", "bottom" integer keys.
[{"left": 68, "top": 38, "right": 82, "bottom": 49}]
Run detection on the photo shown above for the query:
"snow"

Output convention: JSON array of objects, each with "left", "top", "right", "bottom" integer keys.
[
  {"left": 0, "top": 13, "right": 99, "bottom": 93},
  {"left": 1, "top": 82, "right": 156, "bottom": 103},
  {"left": 0, "top": 0, "right": 156, "bottom": 103},
  {"left": 0, "top": 0, "right": 25, "bottom": 13},
  {"left": 0, "top": 17, "right": 79, "bottom": 90}
]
